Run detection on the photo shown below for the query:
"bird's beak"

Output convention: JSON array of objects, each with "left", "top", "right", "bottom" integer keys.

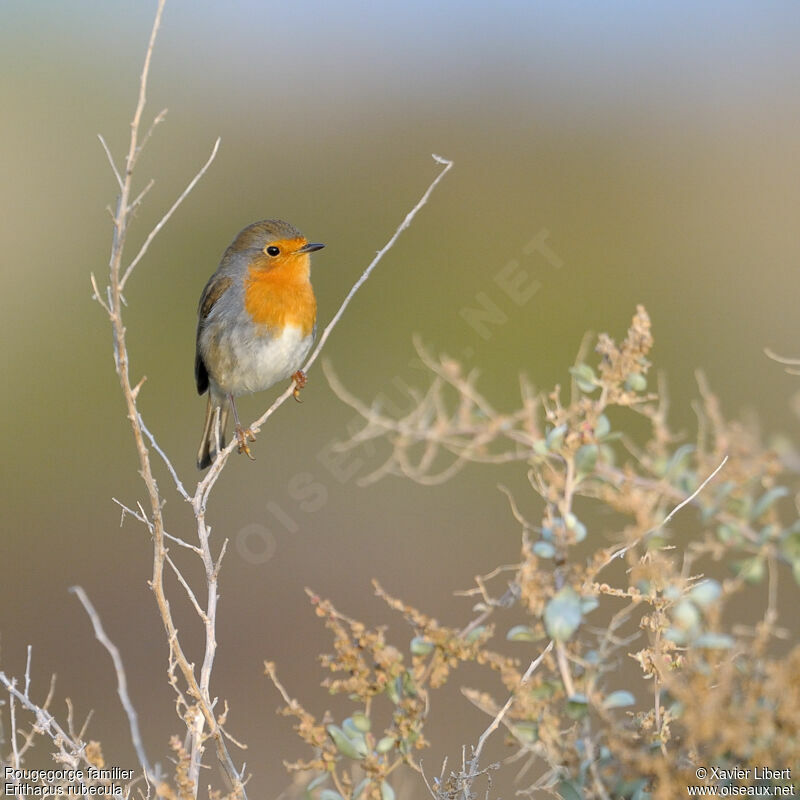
[{"left": 296, "top": 242, "right": 325, "bottom": 254}]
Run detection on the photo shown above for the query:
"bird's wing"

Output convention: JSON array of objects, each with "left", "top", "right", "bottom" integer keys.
[{"left": 195, "top": 274, "right": 233, "bottom": 395}]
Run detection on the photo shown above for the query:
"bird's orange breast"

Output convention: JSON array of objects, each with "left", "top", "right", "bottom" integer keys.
[{"left": 244, "top": 252, "right": 316, "bottom": 337}]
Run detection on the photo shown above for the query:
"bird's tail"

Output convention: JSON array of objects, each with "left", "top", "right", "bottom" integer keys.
[{"left": 197, "top": 395, "right": 229, "bottom": 469}]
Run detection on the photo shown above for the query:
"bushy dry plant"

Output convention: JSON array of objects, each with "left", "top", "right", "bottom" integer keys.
[{"left": 266, "top": 306, "right": 800, "bottom": 800}]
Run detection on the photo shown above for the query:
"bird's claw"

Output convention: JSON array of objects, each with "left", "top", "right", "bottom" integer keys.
[
  {"left": 292, "top": 370, "right": 308, "bottom": 403},
  {"left": 235, "top": 425, "right": 256, "bottom": 460}
]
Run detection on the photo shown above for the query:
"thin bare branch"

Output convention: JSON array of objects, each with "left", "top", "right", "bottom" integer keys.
[
  {"left": 125, "top": 0, "right": 166, "bottom": 177},
  {"left": 23, "top": 646, "right": 32, "bottom": 697},
  {"left": 555, "top": 641, "right": 576, "bottom": 697},
  {"left": 314, "top": 155, "right": 454, "bottom": 363},
  {"left": 90, "top": 271, "right": 112, "bottom": 313},
  {"left": 137, "top": 108, "right": 169, "bottom": 163},
  {"left": 165, "top": 554, "right": 206, "bottom": 619},
  {"left": 164, "top": 530, "right": 203, "bottom": 554},
  {"left": 139, "top": 414, "right": 190, "bottom": 500},
  {"left": 70, "top": 586, "right": 155, "bottom": 784},
  {"left": 113, "top": 497, "right": 151, "bottom": 528},
  {"left": 10, "top": 680, "right": 19, "bottom": 772},
  {"left": 128, "top": 177, "right": 156, "bottom": 215},
  {"left": 764, "top": 346, "right": 800, "bottom": 368},
  {"left": 98, "top": 134, "right": 123, "bottom": 189},
  {"left": 120, "top": 136, "right": 221, "bottom": 289},
  {"left": 661, "top": 454, "right": 729, "bottom": 528},
  {"left": 471, "top": 640, "right": 553, "bottom": 767},
  {"left": 593, "top": 454, "right": 729, "bottom": 577}
]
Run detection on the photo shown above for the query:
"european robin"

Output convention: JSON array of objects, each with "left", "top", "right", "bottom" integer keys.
[{"left": 195, "top": 219, "right": 324, "bottom": 469}]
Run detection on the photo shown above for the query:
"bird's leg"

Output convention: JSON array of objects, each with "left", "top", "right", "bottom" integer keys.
[
  {"left": 291, "top": 370, "right": 307, "bottom": 402},
  {"left": 229, "top": 394, "right": 255, "bottom": 460}
]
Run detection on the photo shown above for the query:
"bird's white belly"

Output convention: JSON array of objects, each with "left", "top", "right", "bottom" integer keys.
[{"left": 215, "top": 324, "right": 313, "bottom": 396}]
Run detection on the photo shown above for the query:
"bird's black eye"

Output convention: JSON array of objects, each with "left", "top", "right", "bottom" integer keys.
[{"left": 266, "top": 245, "right": 280, "bottom": 256}]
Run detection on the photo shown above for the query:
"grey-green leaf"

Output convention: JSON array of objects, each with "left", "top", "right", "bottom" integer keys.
[
  {"left": 544, "top": 587, "right": 583, "bottom": 641},
  {"left": 353, "top": 780, "right": 369, "bottom": 800},
  {"left": 733, "top": 556, "right": 766, "bottom": 584},
  {"left": 307, "top": 774, "right": 330, "bottom": 792},
  {"left": 688, "top": 579, "right": 721, "bottom": 609},
  {"left": 507, "top": 624, "right": 536, "bottom": 642},
  {"left": 349, "top": 711, "right": 371, "bottom": 733},
  {"left": 603, "top": 690, "right": 635, "bottom": 709},
  {"left": 513, "top": 721, "right": 538, "bottom": 743},
  {"left": 327, "top": 725, "right": 366, "bottom": 760},
  {"left": 380, "top": 782, "right": 396, "bottom": 800},
  {"left": 410, "top": 636, "right": 434, "bottom": 655},
  {"left": 694, "top": 632, "right": 734, "bottom": 649},
  {"left": 556, "top": 780, "right": 585, "bottom": 800},
  {"left": 533, "top": 541, "right": 556, "bottom": 558},
  {"left": 672, "top": 599, "right": 701, "bottom": 633},
  {"left": 580, "top": 596, "right": 599, "bottom": 614},
  {"left": 751, "top": 486, "right": 789, "bottom": 521},
  {"left": 662, "top": 444, "right": 695, "bottom": 478},
  {"left": 575, "top": 444, "right": 599, "bottom": 479},
  {"left": 546, "top": 424, "right": 568, "bottom": 450},
  {"left": 624, "top": 373, "right": 647, "bottom": 392},
  {"left": 594, "top": 414, "right": 611, "bottom": 439},
  {"left": 570, "top": 364, "right": 598, "bottom": 393},
  {"left": 465, "top": 625, "right": 486, "bottom": 643}
]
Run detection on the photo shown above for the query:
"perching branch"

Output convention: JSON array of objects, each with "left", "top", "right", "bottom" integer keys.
[{"left": 195, "top": 154, "right": 454, "bottom": 502}]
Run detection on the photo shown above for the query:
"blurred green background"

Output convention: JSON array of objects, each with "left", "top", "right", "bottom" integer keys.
[{"left": 2, "top": 1, "right": 800, "bottom": 794}]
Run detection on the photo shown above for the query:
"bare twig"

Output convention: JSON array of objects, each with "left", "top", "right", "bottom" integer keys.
[
  {"left": 113, "top": 497, "right": 150, "bottom": 528},
  {"left": 592, "top": 454, "right": 729, "bottom": 578},
  {"left": 120, "top": 136, "right": 221, "bottom": 290},
  {"left": 90, "top": 271, "right": 111, "bottom": 313},
  {"left": 137, "top": 108, "right": 169, "bottom": 164},
  {"left": 165, "top": 554, "right": 206, "bottom": 619},
  {"left": 70, "top": 586, "right": 155, "bottom": 784},
  {"left": 9, "top": 679, "right": 19, "bottom": 774},
  {"left": 554, "top": 641, "right": 576, "bottom": 697},
  {"left": 470, "top": 640, "right": 553, "bottom": 772},
  {"left": 128, "top": 177, "right": 156, "bottom": 215},
  {"left": 765, "top": 347, "right": 800, "bottom": 375},
  {"left": 163, "top": 529, "right": 203, "bottom": 553},
  {"left": 139, "top": 414, "right": 190, "bottom": 500},
  {"left": 98, "top": 134, "right": 123, "bottom": 190},
  {"left": 314, "top": 156, "right": 453, "bottom": 358},
  {"left": 23, "top": 646, "right": 32, "bottom": 698}
]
